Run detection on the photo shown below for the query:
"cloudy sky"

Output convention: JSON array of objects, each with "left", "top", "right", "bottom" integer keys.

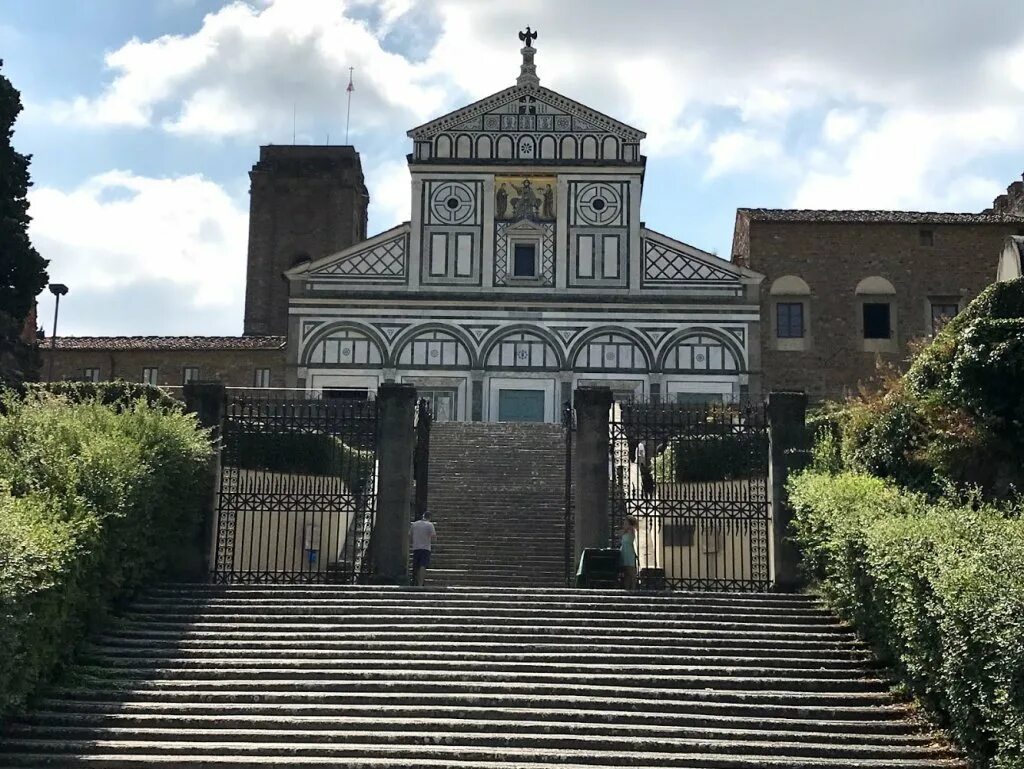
[{"left": 5, "top": 0, "right": 1023, "bottom": 336}]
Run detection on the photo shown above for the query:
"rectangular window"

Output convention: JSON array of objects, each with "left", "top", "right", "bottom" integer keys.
[
  {"left": 513, "top": 243, "right": 537, "bottom": 277},
  {"left": 930, "top": 302, "right": 959, "bottom": 334},
  {"left": 863, "top": 303, "right": 892, "bottom": 339},
  {"left": 429, "top": 233, "right": 447, "bottom": 276},
  {"left": 455, "top": 234, "right": 472, "bottom": 277},
  {"left": 254, "top": 368, "right": 271, "bottom": 388},
  {"left": 182, "top": 367, "right": 200, "bottom": 384},
  {"left": 776, "top": 302, "right": 805, "bottom": 338},
  {"left": 577, "top": 235, "right": 594, "bottom": 278},
  {"left": 83, "top": 368, "right": 101, "bottom": 383},
  {"left": 141, "top": 368, "right": 158, "bottom": 386},
  {"left": 919, "top": 228, "right": 934, "bottom": 247},
  {"left": 602, "top": 236, "right": 620, "bottom": 279}
]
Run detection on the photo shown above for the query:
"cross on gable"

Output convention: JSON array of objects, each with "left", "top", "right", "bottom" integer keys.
[{"left": 518, "top": 95, "right": 537, "bottom": 115}]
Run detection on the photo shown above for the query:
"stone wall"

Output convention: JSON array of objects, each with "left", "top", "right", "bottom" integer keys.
[
  {"left": 40, "top": 347, "right": 287, "bottom": 388},
  {"left": 736, "top": 216, "right": 1024, "bottom": 401},
  {"left": 244, "top": 145, "right": 369, "bottom": 336},
  {"left": 986, "top": 174, "right": 1024, "bottom": 216}
]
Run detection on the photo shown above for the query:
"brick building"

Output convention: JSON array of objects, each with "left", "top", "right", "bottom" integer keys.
[
  {"left": 732, "top": 205, "right": 1024, "bottom": 401},
  {"left": 42, "top": 336, "right": 287, "bottom": 389}
]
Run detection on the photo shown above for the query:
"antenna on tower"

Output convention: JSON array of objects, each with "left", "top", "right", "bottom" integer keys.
[{"left": 345, "top": 67, "right": 355, "bottom": 145}]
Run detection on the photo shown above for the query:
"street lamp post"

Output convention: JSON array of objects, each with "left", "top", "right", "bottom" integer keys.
[{"left": 46, "top": 283, "right": 69, "bottom": 383}]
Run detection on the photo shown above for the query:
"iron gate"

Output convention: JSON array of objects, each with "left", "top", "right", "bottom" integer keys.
[
  {"left": 608, "top": 399, "right": 770, "bottom": 591},
  {"left": 213, "top": 392, "right": 379, "bottom": 583}
]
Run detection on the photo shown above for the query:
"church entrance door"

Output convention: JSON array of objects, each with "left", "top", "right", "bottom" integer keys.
[{"left": 497, "top": 389, "right": 546, "bottom": 422}]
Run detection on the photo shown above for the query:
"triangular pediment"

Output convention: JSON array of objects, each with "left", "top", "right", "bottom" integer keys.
[
  {"left": 408, "top": 85, "right": 645, "bottom": 142},
  {"left": 640, "top": 228, "right": 763, "bottom": 287},
  {"left": 288, "top": 224, "right": 410, "bottom": 284}
]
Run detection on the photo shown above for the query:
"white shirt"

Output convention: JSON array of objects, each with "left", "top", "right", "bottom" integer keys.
[{"left": 410, "top": 519, "right": 436, "bottom": 551}]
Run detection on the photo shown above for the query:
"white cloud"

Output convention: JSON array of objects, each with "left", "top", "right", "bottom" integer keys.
[
  {"left": 705, "top": 131, "right": 788, "bottom": 180},
  {"left": 367, "top": 159, "right": 412, "bottom": 228},
  {"left": 822, "top": 108, "right": 869, "bottom": 145},
  {"left": 29, "top": 171, "right": 248, "bottom": 317}
]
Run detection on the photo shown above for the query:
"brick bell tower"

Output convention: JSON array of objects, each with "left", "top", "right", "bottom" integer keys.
[{"left": 243, "top": 145, "right": 369, "bottom": 336}]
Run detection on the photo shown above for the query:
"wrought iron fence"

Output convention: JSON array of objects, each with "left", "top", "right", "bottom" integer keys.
[
  {"left": 608, "top": 399, "right": 770, "bottom": 591},
  {"left": 213, "top": 391, "right": 379, "bottom": 583}
]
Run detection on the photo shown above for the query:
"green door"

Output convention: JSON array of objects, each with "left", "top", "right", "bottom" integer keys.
[{"left": 497, "top": 389, "right": 546, "bottom": 422}]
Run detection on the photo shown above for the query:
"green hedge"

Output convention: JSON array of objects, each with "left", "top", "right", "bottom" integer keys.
[
  {"left": 233, "top": 431, "right": 375, "bottom": 496},
  {"left": 0, "top": 391, "right": 212, "bottom": 718},
  {"left": 789, "top": 470, "right": 1024, "bottom": 769},
  {"left": 28, "top": 380, "right": 180, "bottom": 410},
  {"left": 652, "top": 435, "right": 767, "bottom": 482}
]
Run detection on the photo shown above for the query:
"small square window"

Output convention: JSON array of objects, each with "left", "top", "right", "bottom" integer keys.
[
  {"left": 919, "top": 229, "right": 934, "bottom": 247},
  {"left": 141, "top": 368, "right": 159, "bottom": 386},
  {"left": 776, "top": 302, "right": 805, "bottom": 339},
  {"left": 863, "top": 303, "right": 891, "bottom": 339},
  {"left": 83, "top": 368, "right": 100, "bottom": 383},
  {"left": 182, "top": 367, "right": 200, "bottom": 384},
  {"left": 513, "top": 243, "right": 537, "bottom": 278},
  {"left": 930, "top": 302, "right": 959, "bottom": 334},
  {"left": 254, "top": 368, "right": 271, "bottom": 388}
]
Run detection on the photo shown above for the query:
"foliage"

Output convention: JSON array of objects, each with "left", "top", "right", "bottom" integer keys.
[
  {"left": 652, "top": 434, "right": 767, "bottom": 482},
  {"left": 234, "top": 430, "right": 375, "bottom": 495},
  {"left": 789, "top": 470, "right": 1024, "bottom": 769},
  {"left": 0, "top": 59, "right": 49, "bottom": 387},
  {"left": 828, "top": 278, "right": 1024, "bottom": 499},
  {"left": 0, "top": 392, "right": 212, "bottom": 717},
  {"left": 28, "top": 380, "right": 181, "bottom": 411}
]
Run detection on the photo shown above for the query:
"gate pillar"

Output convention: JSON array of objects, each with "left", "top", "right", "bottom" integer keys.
[
  {"left": 573, "top": 387, "right": 613, "bottom": 559},
  {"left": 767, "top": 391, "right": 810, "bottom": 592},
  {"left": 373, "top": 383, "right": 418, "bottom": 584},
  {"left": 183, "top": 381, "right": 226, "bottom": 578}
]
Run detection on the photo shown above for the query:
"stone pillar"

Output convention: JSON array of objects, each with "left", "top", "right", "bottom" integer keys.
[
  {"left": 183, "top": 381, "right": 226, "bottom": 578},
  {"left": 372, "top": 383, "right": 418, "bottom": 584},
  {"left": 414, "top": 399, "right": 431, "bottom": 519},
  {"left": 767, "top": 391, "right": 810, "bottom": 592},
  {"left": 471, "top": 376, "right": 484, "bottom": 422},
  {"left": 573, "top": 387, "right": 613, "bottom": 557}
]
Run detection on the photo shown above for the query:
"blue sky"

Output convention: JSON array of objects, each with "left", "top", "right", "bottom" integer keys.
[{"left": 4, "top": 0, "right": 1023, "bottom": 336}]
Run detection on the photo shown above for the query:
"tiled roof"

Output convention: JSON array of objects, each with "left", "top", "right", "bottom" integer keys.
[
  {"left": 51, "top": 336, "right": 286, "bottom": 351},
  {"left": 738, "top": 208, "right": 1024, "bottom": 224}
]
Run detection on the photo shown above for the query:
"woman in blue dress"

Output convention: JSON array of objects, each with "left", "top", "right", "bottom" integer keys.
[{"left": 620, "top": 515, "right": 638, "bottom": 590}]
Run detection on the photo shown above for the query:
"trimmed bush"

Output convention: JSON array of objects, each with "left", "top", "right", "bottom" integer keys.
[
  {"left": 233, "top": 430, "right": 375, "bottom": 495},
  {"left": 789, "top": 470, "right": 1024, "bottom": 769},
  {"left": 28, "top": 379, "right": 180, "bottom": 410},
  {"left": 0, "top": 392, "right": 212, "bottom": 717}
]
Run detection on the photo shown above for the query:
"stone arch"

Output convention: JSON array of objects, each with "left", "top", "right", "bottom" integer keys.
[
  {"left": 855, "top": 276, "right": 896, "bottom": 295},
  {"left": 496, "top": 135, "right": 514, "bottom": 159},
  {"left": 389, "top": 324, "right": 477, "bottom": 369},
  {"left": 601, "top": 135, "right": 619, "bottom": 160},
  {"left": 475, "top": 134, "right": 493, "bottom": 159},
  {"left": 580, "top": 135, "right": 599, "bottom": 160},
  {"left": 657, "top": 327, "right": 745, "bottom": 373},
  {"left": 770, "top": 275, "right": 810, "bottom": 295},
  {"left": 480, "top": 324, "right": 566, "bottom": 370},
  {"left": 455, "top": 134, "right": 473, "bottom": 158},
  {"left": 560, "top": 135, "right": 577, "bottom": 160},
  {"left": 539, "top": 135, "right": 557, "bottom": 159},
  {"left": 301, "top": 322, "right": 388, "bottom": 367},
  {"left": 435, "top": 134, "right": 452, "bottom": 159},
  {"left": 517, "top": 135, "right": 536, "bottom": 159},
  {"left": 569, "top": 327, "right": 653, "bottom": 372}
]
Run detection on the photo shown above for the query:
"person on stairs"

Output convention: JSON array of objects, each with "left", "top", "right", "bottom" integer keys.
[
  {"left": 410, "top": 511, "right": 436, "bottom": 587},
  {"left": 620, "top": 515, "right": 639, "bottom": 590}
]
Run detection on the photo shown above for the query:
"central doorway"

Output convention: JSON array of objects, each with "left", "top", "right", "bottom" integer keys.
[{"left": 497, "top": 389, "right": 546, "bottom": 422}]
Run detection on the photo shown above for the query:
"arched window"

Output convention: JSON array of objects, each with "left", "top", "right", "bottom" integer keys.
[
  {"left": 396, "top": 328, "right": 471, "bottom": 368},
  {"left": 855, "top": 276, "right": 896, "bottom": 295},
  {"left": 770, "top": 275, "right": 810, "bottom": 295},
  {"left": 305, "top": 327, "right": 384, "bottom": 367},
  {"left": 770, "top": 276, "right": 811, "bottom": 343},
  {"left": 662, "top": 332, "right": 741, "bottom": 373},
  {"left": 573, "top": 332, "right": 648, "bottom": 371},
  {"left": 485, "top": 330, "right": 560, "bottom": 370}
]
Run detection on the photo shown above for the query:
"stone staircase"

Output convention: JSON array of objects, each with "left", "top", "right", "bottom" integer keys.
[
  {"left": 0, "top": 584, "right": 965, "bottom": 767},
  {"left": 423, "top": 421, "right": 568, "bottom": 588}
]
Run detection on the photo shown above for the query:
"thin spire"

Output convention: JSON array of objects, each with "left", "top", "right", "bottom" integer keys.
[
  {"left": 516, "top": 27, "right": 539, "bottom": 87},
  {"left": 345, "top": 67, "right": 355, "bottom": 144}
]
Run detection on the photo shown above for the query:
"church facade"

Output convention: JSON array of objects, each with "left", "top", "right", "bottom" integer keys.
[{"left": 284, "top": 33, "right": 764, "bottom": 422}]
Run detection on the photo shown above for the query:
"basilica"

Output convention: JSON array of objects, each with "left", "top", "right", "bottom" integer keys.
[{"left": 284, "top": 31, "right": 763, "bottom": 421}]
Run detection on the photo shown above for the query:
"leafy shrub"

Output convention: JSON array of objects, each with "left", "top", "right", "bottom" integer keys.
[
  {"left": 233, "top": 430, "right": 375, "bottom": 495},
  {"left": 27, "top": 380, "right": 180, "bottom": 410},
  {"left": 830, "top": 278, "right": 1024, "bottom": 498},
  {"left": 789, "top": 470, "right": 1024, "bottom": 769},
  {"left": 0, "top": 391, "right": 212, "bottom": 717},
  {"left": 652, "top": 434, "right": 767, "bottom": 482}
]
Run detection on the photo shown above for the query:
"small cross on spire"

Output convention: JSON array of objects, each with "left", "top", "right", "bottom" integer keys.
[{"left": 516, "top": 27, "right": 540, "bottom": 87}]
